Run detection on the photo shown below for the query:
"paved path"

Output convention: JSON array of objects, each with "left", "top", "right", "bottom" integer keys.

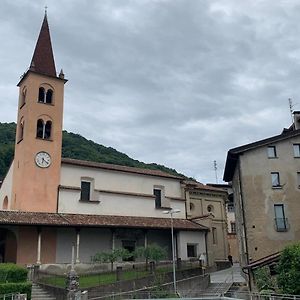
[{"left": 210, "top": 263, "right": 246, "bottom": 284}]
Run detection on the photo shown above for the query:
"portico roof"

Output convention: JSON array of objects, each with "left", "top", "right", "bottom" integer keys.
[{"left": 0, "top": 211, "right": 208, "bottom": 231}]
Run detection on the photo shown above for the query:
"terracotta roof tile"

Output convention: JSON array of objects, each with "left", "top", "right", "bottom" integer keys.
[
  {"left": 0, "top": 211, "right": 208, "bottom": 231},
  {"left": 61, "top": 158, "right": 184, "bottom": 180}
]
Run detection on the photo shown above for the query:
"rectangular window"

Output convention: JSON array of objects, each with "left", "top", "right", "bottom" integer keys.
[
  {"left": 274, "top": 204, "right": 288, "bottom": 231},
  {"left": 154, "top": 189, "right": 162, "bottom": 208},
  {"left": 293, "top": 144, "right": 300, "bottom": 157},
  {"left": 187, "top": 244, "right": 197, "bottom": 258},
  {"left": 271, "top": 172, "right": 280, "bottom": 187},
  {"left": 230, "top": 222, "right": 236, "bottom": 234},
  {"left": 297, "top": 172, "right": 300, "bottom": 187},
  {"left": 267, "top": 146, "right": 277, "bottom": 158},
  {"left": 212, "top": 227, "right": 217, "bottom": 244},
  {"left": 81, "top": 181, "right": 91, "bottom": 201}
]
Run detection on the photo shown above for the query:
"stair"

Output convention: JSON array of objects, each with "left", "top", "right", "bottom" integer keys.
[
  {"left": 31, "top": 283, "right": 56, "bottom": 300},
  {"left": 200, "top": 282, "right": 232, "bottom": 296}
]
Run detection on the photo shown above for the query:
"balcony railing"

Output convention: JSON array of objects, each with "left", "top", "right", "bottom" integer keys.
[{"left": 274, "top": 218, "right": 289, "bottom": 232}]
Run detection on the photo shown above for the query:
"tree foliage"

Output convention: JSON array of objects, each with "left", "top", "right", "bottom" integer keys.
[
  {"left": 277, "top": 243, "right": 300, "bottom": 295},
  {"left": 253, "top": 266, "right": 277, "bottom": 292},
  {"left": 135, "top": 244, "right": 167, "bottom": 269},
  {"left": 0, "top": 122, "right": 184, "bottom": 180},
  {"left": 91, "top": 248, "right": 131, "bottom": 271}
]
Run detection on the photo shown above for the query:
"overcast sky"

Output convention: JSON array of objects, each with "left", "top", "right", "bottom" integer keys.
[{"left": 0, "top": 0, "right": 299, "bottom": 183}]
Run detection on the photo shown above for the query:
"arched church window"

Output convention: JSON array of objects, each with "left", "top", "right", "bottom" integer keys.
[
  {"left": 38, "top": 87, "right": 45, "bottom": 103},
  {"left": 36, "top": 119, "right": 44, "bottom": 138},
  {"left": 44, "top": 121, "right": 52, "bottom": 139},
  {"left": 36, "top": 119, "right": 52, "bottom": 140},
  {"left": 46, "top": 89, "right": 53, "bottom": 104}
]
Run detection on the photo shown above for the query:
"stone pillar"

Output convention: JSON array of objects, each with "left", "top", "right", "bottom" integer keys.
[
  {"left": 37, "top": 228, "right": 42, "bottom": 264},
  {"left": 66, "top": 244, "right": 80, "bottom": 299},
  {"left": 76, "top": 229, "right": 80, "bottom": 264}
]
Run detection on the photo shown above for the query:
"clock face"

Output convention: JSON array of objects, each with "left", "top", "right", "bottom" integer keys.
[{"left": 35, "top": 151, "right": 51, "bottom": 168}]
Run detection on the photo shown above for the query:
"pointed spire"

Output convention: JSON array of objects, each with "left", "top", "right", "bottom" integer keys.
[{"left": 30, "top": 13, "right": 56, "bottom": 77}]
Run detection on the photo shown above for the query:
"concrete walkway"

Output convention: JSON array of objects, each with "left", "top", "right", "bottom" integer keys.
[{"left": 210, "top": 263, "right": 246, "bottom": 284}]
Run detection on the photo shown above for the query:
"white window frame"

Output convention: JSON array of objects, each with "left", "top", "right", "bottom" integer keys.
[
  {"left": 293, "top": 144, "right": 300, "bottom": 157},
  {"left": 267, "top": 146, "right": 277, "bottom": 158},
  {"left": 271, "top": 172, "right": 280, "bottom": 187}
]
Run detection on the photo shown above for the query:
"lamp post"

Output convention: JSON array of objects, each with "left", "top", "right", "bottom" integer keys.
[{"left": 163, "top": 208, "right": 180, "bottom": 295}]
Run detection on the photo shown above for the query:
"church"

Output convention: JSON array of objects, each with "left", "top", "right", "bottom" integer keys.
[{"left": 0, "top": 14, "right": 209, "bottom": 266}]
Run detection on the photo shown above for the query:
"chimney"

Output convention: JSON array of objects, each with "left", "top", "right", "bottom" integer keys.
[{"left": 293, "top": 111, "right": 300, "bottom": 130}]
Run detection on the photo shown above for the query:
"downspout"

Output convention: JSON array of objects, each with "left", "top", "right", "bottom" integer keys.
[
  {"left": 238, "top": 158, "right": 252, "bottom": 290},
  {"left": 205, "top": 231, "right": 209, "bottom": 267},
  {"left": 56, "top": 185, "right": 60, "bottom": 213}
]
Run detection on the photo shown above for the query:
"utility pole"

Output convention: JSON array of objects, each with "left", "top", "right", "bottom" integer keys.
[{"left": 213, "top": 160, "right": 218, "bottom": 184}]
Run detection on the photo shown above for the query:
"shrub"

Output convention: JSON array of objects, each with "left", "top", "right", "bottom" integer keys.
[
  {"left": 277, "top": 243, "right": 300, "bottom": 295},
  {"left": 0, "top": 282, "right": 32, "bottom": 298},
  {"left": 0, "top": 264, "right": 28, "bottom": 283}
]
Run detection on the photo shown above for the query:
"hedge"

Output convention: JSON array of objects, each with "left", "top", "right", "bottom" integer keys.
[
  {"left": 0, "top": 264, "right": 28, "bottom": 283},
  {"left": 0, "top": 282, "right": 32, "bottom": 298}
]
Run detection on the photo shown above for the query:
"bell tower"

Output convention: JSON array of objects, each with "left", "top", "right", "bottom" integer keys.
[{"left": 11, "top": 13, "right": 67, "bottom": 212}]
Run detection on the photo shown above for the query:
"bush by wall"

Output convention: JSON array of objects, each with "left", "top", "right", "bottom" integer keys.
[
  {"left": 0, "top": 282, "right": 31, "bottom": 298},
  {"left": 0, "top": 263, "right": 28, "bottom": 283}
]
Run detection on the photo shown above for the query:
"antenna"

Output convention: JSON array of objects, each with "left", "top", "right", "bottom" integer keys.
[
  {"left": 289, "top": 98, "right": 294, "bottom": 124},
  {"left": 213, "top": 160, "right": 218, "bottom": 184}
]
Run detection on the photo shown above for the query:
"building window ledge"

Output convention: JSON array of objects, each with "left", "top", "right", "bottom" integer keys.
[{"left": 272, "top": 186, "right": 282, "bottom": 189}]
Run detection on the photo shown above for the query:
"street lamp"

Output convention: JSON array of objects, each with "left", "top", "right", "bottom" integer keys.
[{"left": 163, "top": 208, "right": 180, "bottom": 295}]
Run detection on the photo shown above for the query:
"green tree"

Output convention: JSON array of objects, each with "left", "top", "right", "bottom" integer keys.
[
  {"left": 134, "top": 244, "right": 167, "bottom": 270},
  {"left": 253, "top": 266, "right": 277, "bottom": 292},
  {"left": 277, "top": 243, "right": 300, "bottom": 295},
  {"left": 91, "top": 248, "right": 130, "bottom": 271}
]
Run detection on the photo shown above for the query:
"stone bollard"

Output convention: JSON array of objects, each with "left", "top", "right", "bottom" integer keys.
[
  {"left": 116, "top": 266, "right": 122, "bottom": 281},
  {"left": 177, "top": 258, "right": 182, "bottom": 270},
  {"left": 149, "top": 261, "right": 155, "bottom": 274}
]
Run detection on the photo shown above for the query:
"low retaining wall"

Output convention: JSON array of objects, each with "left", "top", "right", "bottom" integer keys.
[
  {"left": 87, "top": 268, "right": 208, "bottom": 299},
  {"left": 37, "top": 267, "right": 209, "bottom": 300}
]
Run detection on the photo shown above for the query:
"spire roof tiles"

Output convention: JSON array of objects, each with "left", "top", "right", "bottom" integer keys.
[{"left": 30, "top": 14, "right": 56, "bottom": 77}]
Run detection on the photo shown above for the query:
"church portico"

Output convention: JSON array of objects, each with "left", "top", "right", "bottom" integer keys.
[{"left": 0, "top": 210, "right": 207, "bottom": 265}]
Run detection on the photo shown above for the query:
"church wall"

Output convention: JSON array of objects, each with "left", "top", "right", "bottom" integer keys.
[
  {"left": 56, "top": 227, "right": 112, "bottom": 263},
  {"left": 60, "top": 164, "right": 182, "bottom": 199},
  {"left": 58, "top": 189, "right": 185, "bottom": 218},
  {"left": 0, "top": 161, "right": 14, "bottom": 210},
  {"left": 17, "top": 227, "right": 38, "bottom": 265},
  {"left": 177, "top": 231, "right": 206, "bottom": 261},
  {"left": 147, "top": 230, "right": 172, "bottom": 259},
  {"left": 59, "top": 164, "right": 186, "bottom": 218}
]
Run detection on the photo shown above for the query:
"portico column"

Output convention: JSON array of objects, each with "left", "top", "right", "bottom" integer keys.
[
  {"left": 111, "top": 229, "right": 115, "bottom": 251},
  {"left": 76, "top": 229, "right": 80, "bottom": 264},
  {"left": 144, "top": 230, "right": 148, "bottom": 248},
  {"left": 37, "top": 228, "right": 41, "bottom": 264}
]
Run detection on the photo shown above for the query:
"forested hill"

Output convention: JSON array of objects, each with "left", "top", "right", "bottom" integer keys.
[{"left": 0, "top": 122, "right": 184, "bottom": 180}]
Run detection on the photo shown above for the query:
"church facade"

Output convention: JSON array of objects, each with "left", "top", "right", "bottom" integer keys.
[{"left": 0, "top": 14, "right": 208, "bottom": 266}]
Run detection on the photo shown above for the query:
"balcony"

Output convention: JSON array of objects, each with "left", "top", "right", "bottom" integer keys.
[{"left": 274, "top": 218, "right": 289, "bottom": 232}]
